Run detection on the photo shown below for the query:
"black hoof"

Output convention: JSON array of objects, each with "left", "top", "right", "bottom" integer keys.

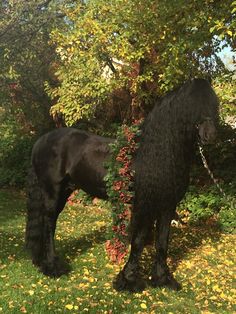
[
  {"left": 151, "top": 274, "right": 181, "bottom": 291},
  {"left": 113, "top": 270, "right": 146, "bottom": 292},
  {"left": 40, "top": 258, "right": 70, "bottom": 278}
]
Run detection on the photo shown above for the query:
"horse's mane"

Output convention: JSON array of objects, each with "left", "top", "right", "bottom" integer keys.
[{"left": 141, "top": 78, "right": 219, "bottom": 144}]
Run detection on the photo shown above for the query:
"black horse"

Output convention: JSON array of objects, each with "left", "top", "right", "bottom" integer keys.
[{"left": 25, "top": 78, "right": 219, "bottom": 292}]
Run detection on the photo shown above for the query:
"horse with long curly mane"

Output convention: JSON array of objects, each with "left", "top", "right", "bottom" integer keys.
[{"left": 25, "top": 78, "right": 219, "bottom": 292}]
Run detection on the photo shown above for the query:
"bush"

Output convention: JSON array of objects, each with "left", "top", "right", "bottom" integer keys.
[
  {"left": 0, "top": 116, "right": 35, "bottom": 187},
  {"left": 179, "top": 114, "right": 236, "bottom": 233},
  {"left": 0, "top": 135, "right": 34, "bottom": 187},
  {"left": 178, "top": 183, "right": 236, "bottom": 233},
  {"left": 178, "top": 187, "right": 219, "bottom": 222},
  {"left": 218, "top": 205, "right": 236, "bottom": 234}
]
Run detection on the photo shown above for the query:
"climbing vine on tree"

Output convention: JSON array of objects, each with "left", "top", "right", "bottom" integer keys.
[{"left": 104, "top": 120, "right": 143, "bottom": 263}]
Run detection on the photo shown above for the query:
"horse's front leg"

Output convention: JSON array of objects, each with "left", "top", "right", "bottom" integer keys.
[
  {"left": 113, "top": 212, "right": 151, "bottom": 292},
  {"left": 151, "top": 210, "right": 181, "bottom": 290}
]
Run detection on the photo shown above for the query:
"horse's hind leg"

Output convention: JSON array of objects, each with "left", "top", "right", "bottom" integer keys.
[
  {"left": 151, "top": 210, "right": 181, "bottom": 290},
  {"left": 52, "top": 188, "right": 73, "bottom": 237},
  {"left": 40, "top": 186, "right": 71, "bottom": 277}
]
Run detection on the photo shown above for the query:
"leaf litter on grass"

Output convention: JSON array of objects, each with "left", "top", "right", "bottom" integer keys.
[{"left": 0, "top": 190, "right": 235, "bottom": 313}]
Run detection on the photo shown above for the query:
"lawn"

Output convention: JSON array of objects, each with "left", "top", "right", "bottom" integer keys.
[{"left": 0, "top": 189, "right": 235, "bottom": 313}]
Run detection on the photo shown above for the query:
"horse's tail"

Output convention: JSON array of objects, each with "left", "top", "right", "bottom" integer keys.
[{"left": 25, "top": 165, "right": 45, "bottom": 265}]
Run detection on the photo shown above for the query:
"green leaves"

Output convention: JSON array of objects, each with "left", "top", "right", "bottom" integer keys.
[
  {"left": 49, "top": 0, "right": 235, "bottom": 125},
  {"left": 210, "top": 1, "right": 236, "bottom": 41},
  {"left": 0, "top": 0, "right": 65, "bottom": 133},
  {"left": 2, "top": 0, "right": 234, "bottom": 129}
]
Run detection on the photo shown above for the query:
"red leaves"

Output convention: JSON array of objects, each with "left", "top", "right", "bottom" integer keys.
[
  {"left": 113, "top": 180, "right": 126, "bottom": 191},
  {"left": 67, "top": 191, "right": 80, "bottom": 206},
  {"left": 105, "top": 239, "right": 128, "bottom": 264},
  {"left": 118, "top": 209, "right": 131, "bottom": 220},
  {"left": 105, "top": 119, "right": 143, "bottom": 263},
  {"left": 116, "top": 146, "right": 129, "bottom": 162},
  {"left": 112, "top": 223, "right": 128, "bottom": 236}
]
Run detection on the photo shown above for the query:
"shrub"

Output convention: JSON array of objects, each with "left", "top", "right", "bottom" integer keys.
[
  {"left": 178, "top": 184, "right": 236, "bottom": 233},
  {"left": 0, "top": 116, "right": 35, "bottom": 187},
  {"left": 0, "top": 135, "right": 34, "bottom": 187},
  {"left": 218, "top": 204, "right": 236, "bottom": 234}
]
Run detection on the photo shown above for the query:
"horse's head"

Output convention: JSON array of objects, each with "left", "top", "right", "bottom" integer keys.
[{"left": 197, "top": 117, "right": 217, "bottom": 145}]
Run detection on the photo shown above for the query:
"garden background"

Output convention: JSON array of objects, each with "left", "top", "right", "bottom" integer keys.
[{"left": 0, "top": 1, "right": 235, "bottom": 313}]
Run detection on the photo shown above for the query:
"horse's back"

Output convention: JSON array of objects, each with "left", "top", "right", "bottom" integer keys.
[
  {"left": 32, "top": 128, "right": 86, "bottom": 172},
  {"left": 31, "top": 127, "right": 112, "bottom": 199}
]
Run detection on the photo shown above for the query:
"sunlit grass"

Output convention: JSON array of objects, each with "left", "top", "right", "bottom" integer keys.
[{"left": 0, "top": 189, "right": 235, "bottom": 313}]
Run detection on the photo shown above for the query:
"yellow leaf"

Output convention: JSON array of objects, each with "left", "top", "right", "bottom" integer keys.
[
  {"left": 220, "top": 292, "right": 227, "bottom": 299},
  {"left": 104, "top": 283, "right": 110, "bottom": 287},
  {"left": 65, "top": 304, "right": 74, "bottom": 310},
  {"left": 28, "top": 290, "right": 34, "bottom": 296},
  {"left": 88, "top": 277, "right": 95, "bottom": 283},
  {"left": 212, "top": 285, "right": 221, "bottom": 292},
  {"left": 140, "top": 303, "right": 147, "bottom": 309}
]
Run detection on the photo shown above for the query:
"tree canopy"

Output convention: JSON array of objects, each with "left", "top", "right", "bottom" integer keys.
[
  {"left": 0, "top": 0, "right": 66, "bottom": 132},
  {"left": 48, "top": 0, "right": 236, "bottom": 125},
  {"left": 0, "top": 0, "right": 235, "bottom": 130}
]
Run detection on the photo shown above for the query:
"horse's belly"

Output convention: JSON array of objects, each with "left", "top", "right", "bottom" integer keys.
[{"left": 70, "top": 162, "right": 107, "bottom": 199}]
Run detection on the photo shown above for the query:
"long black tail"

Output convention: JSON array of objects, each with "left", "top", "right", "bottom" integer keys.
[{"left": 25, "top": 165, "right": 45, "bottom": 266}]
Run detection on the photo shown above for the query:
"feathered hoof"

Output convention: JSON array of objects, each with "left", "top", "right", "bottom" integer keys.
[
  {"left": 40, "top": 258, "right": 70, "bottom": 278},
  {"left": 113, "top": 270, "right": 146, "bottom": 292},
  {"left": 151, "top": 274, "right": 181, "bottom": 291}
]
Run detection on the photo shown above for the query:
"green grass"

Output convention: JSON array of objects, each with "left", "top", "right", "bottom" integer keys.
[{"left": 0, "top": 189, "right": 235, "bottom": 314}]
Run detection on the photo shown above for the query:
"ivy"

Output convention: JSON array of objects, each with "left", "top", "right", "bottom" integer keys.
[{"left": 104, "top": 119, "right": 143, "bottom": 263}]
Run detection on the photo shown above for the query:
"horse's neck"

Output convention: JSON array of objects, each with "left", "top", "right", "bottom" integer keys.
[{"left": 150, "top": 105, "right": 196, "bottom": 138}]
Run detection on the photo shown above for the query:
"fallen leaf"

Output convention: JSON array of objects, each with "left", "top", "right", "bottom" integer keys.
[
  {"left": 65, "top": 304, "right": 74, "bottom": 310},
  {"left": 140, "top": 303, "right": 147, "bottom": 309}
]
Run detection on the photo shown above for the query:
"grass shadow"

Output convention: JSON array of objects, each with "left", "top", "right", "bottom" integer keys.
[
  {"left": 0, "top": 230, "right": 27, "bottom": 262},
  {"left": 0, "top": 189, "right": 26, "bottom": 225},
  {"left": 0, "top": 225, "right": 107, "bottom": 264},
  {"left": 140, "top": 220, "right": 222, "bottom": 279},
  {"left": 169, "top": 221, "right": 221, "bottom": 272},
  {"left": 57, "top": 227, "right": 107, "bottom": 262}
]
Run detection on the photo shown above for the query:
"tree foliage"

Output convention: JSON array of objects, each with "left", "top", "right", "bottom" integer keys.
[
  {"left": 49, "top": 0, "right": 235, "bottom": 125},
  {"left": 0, "top": 0, "right": 67, "bottom": 133},
  {"left": 0, "top": 0, "right": 67, "bottom": 186},
  {"left": 0, "top": 0, "right": 235, "bottom": 128}
]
